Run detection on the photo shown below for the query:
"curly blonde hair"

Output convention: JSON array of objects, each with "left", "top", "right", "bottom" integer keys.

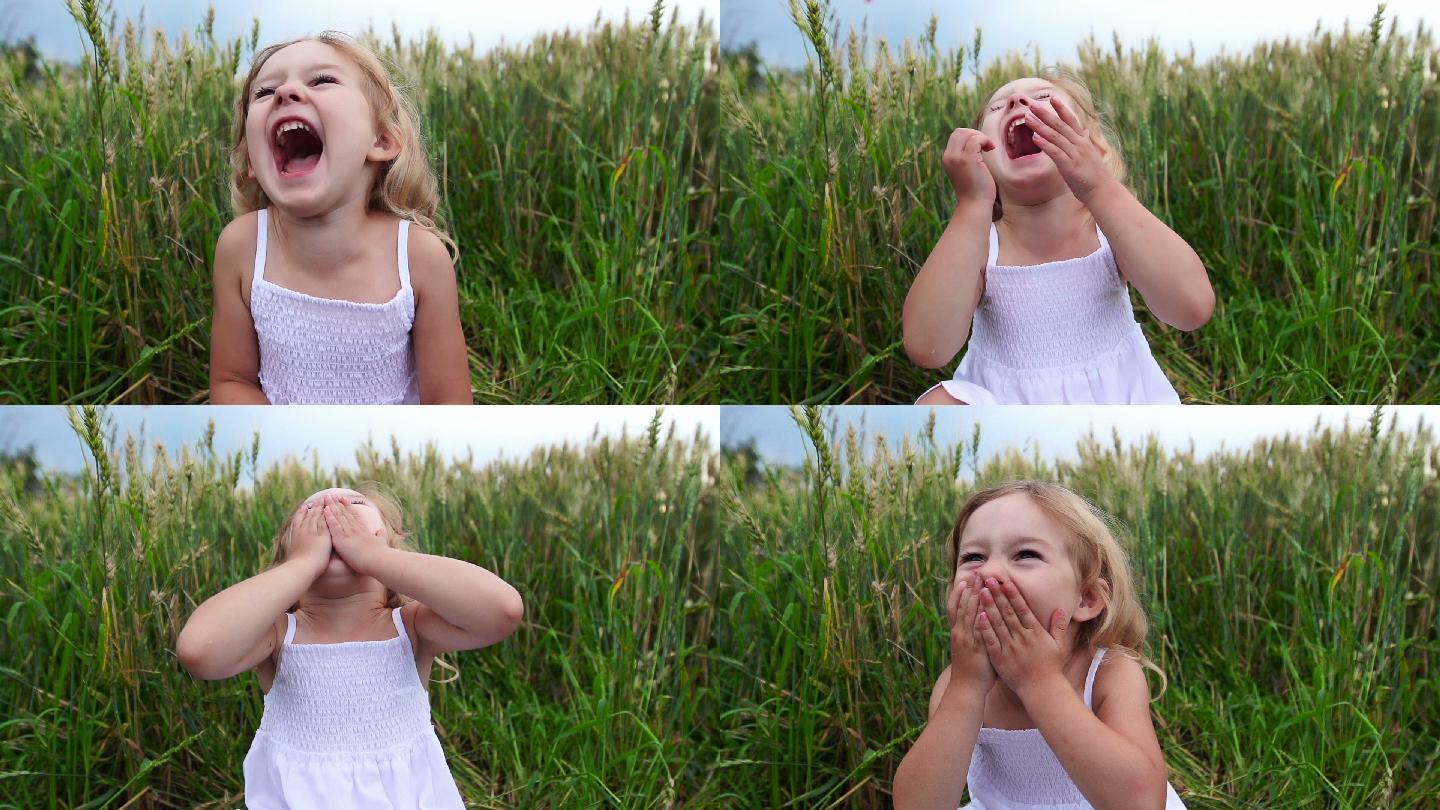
[
  {"left": 229, "top": 32, "right": 456, "bottom": 258},
  {"left": 972, "top": 67, "right": 1128, "bottom": 222},
  {"left": 947, "top": 480, "right": 1166, "bottom": 696}
]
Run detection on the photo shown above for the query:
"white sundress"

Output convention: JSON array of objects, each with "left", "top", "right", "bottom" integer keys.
[
  {"left": 249, "top": 208, "right": 420, "bottom": 404},
  {"left": 923, "top": 224, "right": 1182, "bottom": 405},
  {"left": 243, "top": 607, "right": 464, "bottom": 809},
  {"left": 961, "top": 647, "right": 1186, "bottom": 809}
]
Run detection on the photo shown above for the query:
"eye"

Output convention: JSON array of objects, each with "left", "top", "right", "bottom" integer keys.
[
  {"left": 311, "top": 73, "right": 337, "bottom": 86},
  {"left": 1015, "top": 549, "right": 1042, "bottom": 560},
  {"left": 252, "top": 86, "right": 273, "bottom": 100},
  {"left": 959, "top": 552, "right": 984, "bottom": 564},
  {"left": 1034, "top": 92, "right": 1051, "bottom": 100}
]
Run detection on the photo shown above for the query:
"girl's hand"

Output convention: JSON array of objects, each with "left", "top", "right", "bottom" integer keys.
[
  {"left": 941, "top": 128, "right": 997, "bottom": 209},
  {"left": 976, "top": 577, "right": 1068, "bottom": 696},
  {"left": 1024, "top": 97, "right": 1118, "bottom": 204},
  {"left": 288, "top": 502, "right": 332, "bottom": 572},
  {"left": 947, "top": 570, "right": 997, "bottom": 691},
  {"left": 321, "top": 495, "right": 385, "bottom": 575}
]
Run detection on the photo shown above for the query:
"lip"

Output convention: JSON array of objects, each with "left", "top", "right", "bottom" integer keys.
[{"left": 269, "top": 113, "right": 324, "bottom": 179}]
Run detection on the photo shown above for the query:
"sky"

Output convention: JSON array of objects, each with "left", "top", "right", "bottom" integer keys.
[
  {"left": 721, "top": 0, "right": 1434, "bottom": 70},
  {"left": 721, "top": 406, "right": 1438, "bottom": 469},
  {"left": 0, "top": 406, "right": 717, "bottom": 477},
  {"left": 11, "top": 0, "right": 718, "bottom": 62}
]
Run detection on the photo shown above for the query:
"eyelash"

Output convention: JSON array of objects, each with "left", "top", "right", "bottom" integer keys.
[
  {"left": 988, "top": 92, "right": 1051, "bottom": 112},
  {"left": 959, "top": 550, "right": 1041, "bottom": 563},
  {"left": 252, "top": 74, "right": 338, "bottom": 100}
]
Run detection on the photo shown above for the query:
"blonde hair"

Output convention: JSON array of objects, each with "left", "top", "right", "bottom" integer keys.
[
  {"left": 948, "top": 480, "right": 1166, "bottom": 696},
  {"left": 267, "top": 482, "right": 411, "bottom": 610},
  {"left": 973, "top": 68, "right": 1128, "bottom": 222},
  {"left": 229, "top": 32, "right": 457, "bottom": 258}
]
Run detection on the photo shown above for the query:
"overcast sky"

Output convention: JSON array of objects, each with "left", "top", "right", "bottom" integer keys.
[
  {"left": 722, "top": 406, "right": 1438, "bottom": 469},
  {"left": 721, "top": 0, "right": 1433, "bottom": 70},
  {"left": 12, "top": 0, "right": 718, "bottom": 62},
  {"left": 0, "top": 406, "right": 717, "bottom": 477}
]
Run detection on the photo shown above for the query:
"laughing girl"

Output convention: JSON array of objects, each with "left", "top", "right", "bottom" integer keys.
[
  {"left": 210, "top": 32, "right": 472, "bottom": 404},
  {"left": 904, "top": 69, "right": 1214, "bottom": 405}
]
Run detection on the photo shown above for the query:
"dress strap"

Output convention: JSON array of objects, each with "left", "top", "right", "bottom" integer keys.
[
  {"left": 1082, "top": 646, "right": 1107, "bottom": 710},
  {"left": 282, "top": 611, "right": 297, "bottom": 645},
  {"left": 396, "top": 219, "right": 412, "bottom": 292},
  {"left": 986, "top": 222, "right": 1000, "bottom": 267},
  {"left": 253, "top": 208, "right": 269, "bottom": 286}
]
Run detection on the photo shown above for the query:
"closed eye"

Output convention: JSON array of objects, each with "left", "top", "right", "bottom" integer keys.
[{"left": 251, "top": 74, "right": 337, "bottom": 100}]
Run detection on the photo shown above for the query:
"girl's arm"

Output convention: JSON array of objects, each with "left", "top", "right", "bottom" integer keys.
[
  {"left": 323, "top": 500, "right": 523, "bottom": 655},
  {"left": 893, "top": 572, "right": 994, "bottom": 810},
  {"left": 175, "top": 505, "right": 330, "bottom": 679},
  {"left": 210, "top": 215, "right": 271, "bottom": 404},
  {"left": 902, "top": 129, "right": 997, "bottom": 369},
  {"left": 978, "top": 580, "right": 1169, "bottom": 810},
  {"left": 1026, "top": 98, "right": 1214, "bottom": 331},
  {"left": 408, "top": 227, "right": 474, "bottom": 404}
]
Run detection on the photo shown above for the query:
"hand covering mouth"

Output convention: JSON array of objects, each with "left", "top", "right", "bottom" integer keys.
[
  {"left": 272, "top": 117, "right": 324, "bottom": 176},
  {"left": 1004, "top": 116, "right": 1041, "bottom": 160}
]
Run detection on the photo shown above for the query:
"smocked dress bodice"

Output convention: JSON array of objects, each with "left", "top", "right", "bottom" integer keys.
[
  {"left": 242, "top": 608, "right": 462, "bottom": 809},
  {"left": 249, "top": 208, "right": 420, "bottom": 404},
  {"left": 927, "top": 224, "right": 1182, "bottom": 405},
  {"left": 962, "top": 648, "right": 1186, "bottom": 809}
]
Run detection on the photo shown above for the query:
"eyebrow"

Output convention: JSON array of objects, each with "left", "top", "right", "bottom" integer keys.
[
  {"left": 255, "top": 63, "right": 347, "bottom": 85},
  {"left": 959, "top": 534, "right": 1057, "bottom": 551}
]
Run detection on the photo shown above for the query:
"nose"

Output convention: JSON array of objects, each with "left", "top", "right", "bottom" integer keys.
[
  {"left": 272, "top": 79, "right": 305, "bottom": 105},
  {"left": 974, "top": 563, "right": 1008, "bottom": 585},
  {"left": 1004, "top": 93, "right": 1032, "bottom": 112}
]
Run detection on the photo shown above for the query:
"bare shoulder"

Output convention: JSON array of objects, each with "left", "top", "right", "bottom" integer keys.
[
  {"left": 927, "top": 666, "right": 953, "bottom": 719},
  {"left": 405, "top": 225, "right": 457, "bottom": 296},
  {"left": 214, "top": 211, "right": 260, "bottom": 286},
  {"left": 1092, "top": 651, "right": 1152, "bottom": 712},
  {"left": 254, "top": 612, "right": 290, "bottom": 690}
]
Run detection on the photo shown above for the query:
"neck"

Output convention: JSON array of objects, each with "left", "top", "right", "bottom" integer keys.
[
  {"left": 267, "top": 188, "right": 377, "bottom": 274},
  {"left": 996, "top": 192, "right": 1093, "bottom": 255},
  {"left": 295, "top": 583, "right": 390, "bottom": 631}
]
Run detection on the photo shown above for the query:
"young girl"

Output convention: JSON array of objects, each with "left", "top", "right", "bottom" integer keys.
[
  {"left": 176, "top": 486, "right": 523, "bottom": 808},
  {"left": 904, "top": 70, "right": 1215, "bottom": 404},
  {"left": 892, "top": 481, "right": 1185, "bottom": 809},
  {"left": 209, "top": 32, "right": 473, "bottom": 404}
]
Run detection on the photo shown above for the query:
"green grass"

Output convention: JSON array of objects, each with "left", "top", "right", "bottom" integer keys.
[
  {"left": 717, "top": 3, "right": 1440, "bottom": 403},
  {"left": 0, "top": 2, "right": 718, "bottom": 403},
  {"left": 0, "top": 406, "right": 724, "bottom": 807},
  {"left": 713, "top": 406, "right": 1440, "bottom": 806}
]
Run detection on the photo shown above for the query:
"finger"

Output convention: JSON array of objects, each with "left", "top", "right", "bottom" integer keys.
[
  {"left": 1002, "top": 580, "right": 1039, "bottom": 631},
  {"left": 1031, "top": 132, "right": 1070, "bottom": 170},
  {"left": 989, "top": 578, "right": 1026, "bottom": 638},
  {"left": 1024, "top": 110, "right": 1073, "bottom": 157},
  {"left": 1050, "top": 96, "right": 1088, "bottom": 138},
  {"left": 975, "top": 609, "right": 1002, "bottom": 652},
  {"left": 947, "top": 573, "right": 965, "bottom": 626},
  {"left": 1029, "top": 101, "right": 1080, "bottom": 145},
  {"left": 1049, "top": 608, "right": 1069, "bottom": 642},
  {"left": 979, "top": 585, "right": 1010, "bottom": 643}
]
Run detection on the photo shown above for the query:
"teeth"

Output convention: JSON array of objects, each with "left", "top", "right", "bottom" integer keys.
[{"left": 274, "top": 120, "right": 315, "bottom": 142}]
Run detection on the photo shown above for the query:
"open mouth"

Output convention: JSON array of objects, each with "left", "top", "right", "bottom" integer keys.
[
  {"left": 272, "top": 118, "right": 324, "bottom": 177},
  {"left": 1005, "top": 117, "right": 1042, "bottom": 160}
]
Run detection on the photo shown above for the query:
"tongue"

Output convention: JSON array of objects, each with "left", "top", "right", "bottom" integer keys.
[{"left": 282, "top": 153, "right": 321, "bottom": 174}]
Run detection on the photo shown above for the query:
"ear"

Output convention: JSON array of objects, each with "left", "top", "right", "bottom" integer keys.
[
  {"left": 1073, "top": 577, "right": 1110, "bottom": 623},
  {"left": 368, "top": 126, "right": 402, "bottom": 163}
]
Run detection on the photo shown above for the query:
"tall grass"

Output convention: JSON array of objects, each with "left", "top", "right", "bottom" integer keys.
[
  {"left": 0, "top": 407, "right": 724, "bottom": 807},
  {"left": 713, "top": 406, "right": 1440, "bottom": 806},
  {"left": 718, "top": 2, "right": 1440, "bottom": 403},
  {"left": 0, "top": 1, "right": 717, "bottom": 403}
]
